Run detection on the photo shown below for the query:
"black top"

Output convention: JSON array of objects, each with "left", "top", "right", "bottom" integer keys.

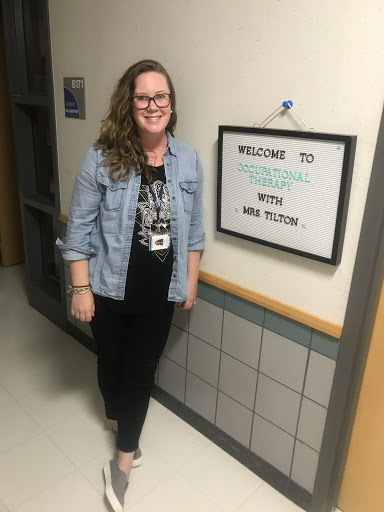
[{"left": 106, "top": 165, "right": 174, "bottom": 314}]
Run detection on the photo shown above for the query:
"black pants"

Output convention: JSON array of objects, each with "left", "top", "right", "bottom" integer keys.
[{"left": 90, "top": 295, "right": 174, "bottom": 452}]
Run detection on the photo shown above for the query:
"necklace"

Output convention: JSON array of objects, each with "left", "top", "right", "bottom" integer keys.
[
  {"left": 146, "top": 150, "right": 158, "bottom": 166},
  {"left": 144, "top": 140, "right": 167, "bottom": 167}
]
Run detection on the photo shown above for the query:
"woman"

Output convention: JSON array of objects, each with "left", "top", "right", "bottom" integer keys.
[{"left": 57, "top": 59, "right": 204, "bottom": 512}]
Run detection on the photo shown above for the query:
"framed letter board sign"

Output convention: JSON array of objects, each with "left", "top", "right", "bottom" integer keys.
[{"left": 217, "top": 126, "right": 356, "bottom": 265}]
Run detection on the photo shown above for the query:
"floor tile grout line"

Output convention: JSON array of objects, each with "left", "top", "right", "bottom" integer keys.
[
  {"left": 173, "top": 441, "right": 214, "bottom": 476},
  {"left": 234, "top": 480, "right": 267, "bottom": 512},
  {"left": 173, "top": 442, "right": 262, "bottom": 512},
  {"left": 0, "top": 430, "right": 42, "bottom": 459},
  {"left": 125, "top": 479, "right": 168, "bottom": 511},
  {"left": 134, "top": 476, "right": 169, "bottom": 507},
  {"left": 3, "top": 387, "right": 96, "bottom": 437},
  {"left": 3, "top": 464, "right": 78, "bottom": 512},
  {"left": 76, "top": 455, "right": 109, "bottom": 497},
  {"left": 0, "top": 385, "right": 48, "bottom": 435},
  {"left": 42, "top": 424, "right": 99, "bottom": 474},
  {"left": 172, "top": 470, "right": 228, "bottom": 512}
]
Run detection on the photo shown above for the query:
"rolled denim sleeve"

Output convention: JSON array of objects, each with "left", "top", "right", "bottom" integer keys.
[
  {"left": 188, "top": 152, "right": 205, "bottom": 251},
  {"left": 56, "top": 145, "right": 102, "bottom": 261}
]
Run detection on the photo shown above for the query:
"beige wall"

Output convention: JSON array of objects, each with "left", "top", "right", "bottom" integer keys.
[{"left": 49, "top": 0, "right": 384, "bottom": 325}]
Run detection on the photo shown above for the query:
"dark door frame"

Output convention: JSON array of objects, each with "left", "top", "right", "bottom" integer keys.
[{"left": 311, "top": 106, "right": 384, "bottom": 511}]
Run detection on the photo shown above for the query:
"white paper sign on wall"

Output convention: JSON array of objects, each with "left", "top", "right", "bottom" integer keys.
[{"left": 217, "top": 127, "right": 356, "bottom": 265}]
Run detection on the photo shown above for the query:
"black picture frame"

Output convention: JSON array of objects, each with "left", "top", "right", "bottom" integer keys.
[{"left": 217, "top": 126, "right": 356, "bottom": 265}]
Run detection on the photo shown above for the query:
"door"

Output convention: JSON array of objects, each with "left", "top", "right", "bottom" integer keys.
[
  {"left": 0, "top": 12, "right": 24, "bottom": 266},
  {"left": 338, "top": 277, "right": 384, "bottom": 512},
  {"left": 1, "top": 0, "right": 65, "bottom": 326}
]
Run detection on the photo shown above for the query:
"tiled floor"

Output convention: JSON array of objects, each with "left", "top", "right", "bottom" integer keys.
[{"left": 0, "top": 264, "right": 340, "bottom": 512}]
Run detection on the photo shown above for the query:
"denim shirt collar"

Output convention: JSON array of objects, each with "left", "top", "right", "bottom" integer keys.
[{"left": 166, "top": 130, "right": 177, "bottom": 156}]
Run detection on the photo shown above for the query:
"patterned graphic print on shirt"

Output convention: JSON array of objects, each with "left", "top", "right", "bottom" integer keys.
[{"left": 136, "top": 179, "right": 171, "bottom": 262}]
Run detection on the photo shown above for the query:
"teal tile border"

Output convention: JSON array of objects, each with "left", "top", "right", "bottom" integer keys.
[
  {"left": 264, "top": 310, "right": 312, "bottom": 347},
  {"left": 311, "top": 331, "right": 340, "bottom": 360},
  {"left": 197, "top": 281, "right": 225, "bottom": 308},
  {"left": 224, "top": 293, "right": 264, "bottom": 326},
  {"left": 198, "top": 279, "right": 339, "bottom": 359}
]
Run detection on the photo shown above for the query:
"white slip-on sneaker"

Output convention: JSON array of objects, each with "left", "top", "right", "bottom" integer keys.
[{"left": 103, "top": 458, "right": 129, "bottom": 512}]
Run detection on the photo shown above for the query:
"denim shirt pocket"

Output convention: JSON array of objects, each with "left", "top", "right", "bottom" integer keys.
[
  {"left": 99, "top": 175, "right": 128, "bottom": 211},
  {"left": 179, "top": 181, "right": 198, "bottom": 214}
]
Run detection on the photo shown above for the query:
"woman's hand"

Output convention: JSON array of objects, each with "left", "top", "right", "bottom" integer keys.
[
  {"left": 71, "top": 291, "right": 95, "bottom": 322},
  {"left": 177, "top": 279, "right": 198, "bottom": 310},
  {"left": 177, "top": 250, "right": 201, "bottom": 310}
]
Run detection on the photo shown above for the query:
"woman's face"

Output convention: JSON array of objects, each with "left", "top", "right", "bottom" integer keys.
[{"left": 132, "top": 71, "right": 172, "bottom": 140}]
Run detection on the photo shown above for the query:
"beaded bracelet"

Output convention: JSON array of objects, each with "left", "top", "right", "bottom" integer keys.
[{"left": 66, "top": 285, "right": 91, "bottom": 295}]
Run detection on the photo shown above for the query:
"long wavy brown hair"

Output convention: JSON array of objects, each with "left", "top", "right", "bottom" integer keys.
[{"left": 96, "top": 59, "right": 177, "bottom": 182}]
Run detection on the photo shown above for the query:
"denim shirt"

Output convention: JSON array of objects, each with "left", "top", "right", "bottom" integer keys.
[{"left": 56, "top": 133, "right": 205, "bottom": 302}]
